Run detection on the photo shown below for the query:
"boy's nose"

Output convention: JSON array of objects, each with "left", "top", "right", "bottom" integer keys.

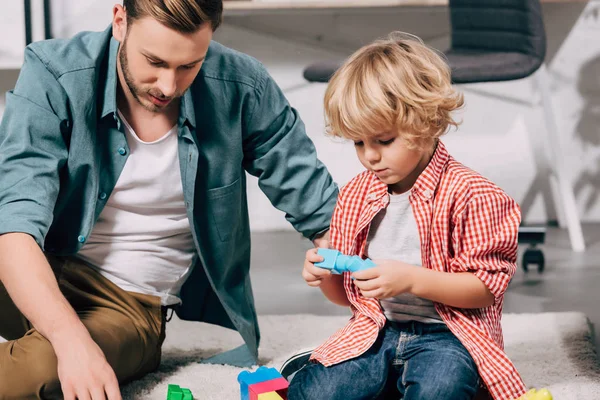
[{"left": 364, "top": 148, "right": 381, "bottom": 163}]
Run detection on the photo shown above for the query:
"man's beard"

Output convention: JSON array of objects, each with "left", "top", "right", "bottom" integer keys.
[{"left": 119, "top": 39, "right": 180, "bottom": 113}]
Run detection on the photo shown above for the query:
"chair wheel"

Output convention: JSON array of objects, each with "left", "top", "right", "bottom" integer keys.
[{"left": 522, "top": 248, "right": 545, "bottom": 273}]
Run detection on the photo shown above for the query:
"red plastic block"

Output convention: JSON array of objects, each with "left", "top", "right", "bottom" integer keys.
[{"left": 248, "top": 377, "right": 289, "bottom": 400}]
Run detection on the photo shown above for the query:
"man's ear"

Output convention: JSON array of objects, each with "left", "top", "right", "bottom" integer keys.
[{"left": 112, "top": 4, "right": 128, "bottom": 43}]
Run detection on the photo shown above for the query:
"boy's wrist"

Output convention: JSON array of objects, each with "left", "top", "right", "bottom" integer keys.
[{"left": 406, "top": 265, "right": 426, "bottom": 297}]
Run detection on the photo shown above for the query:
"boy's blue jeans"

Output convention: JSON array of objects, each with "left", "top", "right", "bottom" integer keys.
[{"left": 288, "top": 321, "right": 480, "bottom": 400}]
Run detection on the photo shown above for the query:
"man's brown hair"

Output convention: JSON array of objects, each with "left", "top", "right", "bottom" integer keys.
[{"left": 123, "top": 0, "right": 223, "bottom": 32}]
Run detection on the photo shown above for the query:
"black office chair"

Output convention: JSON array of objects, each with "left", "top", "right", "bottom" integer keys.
[
  {"left": 302, "top": 0, "right": 586, "bottom": 272},
  {"left": 23, "top": 0, "right": 53, "bottom": 46}
]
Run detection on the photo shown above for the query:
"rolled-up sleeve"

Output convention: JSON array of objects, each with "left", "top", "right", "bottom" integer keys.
[
  {"left": 449, "top": 191, "right": 521, "bottom": 299},
  {"left": 0, "top": 48, "right": 69, "bottom": 248},
  {"left": 242, "top": 64, "right": 338, "bottom": 239}
]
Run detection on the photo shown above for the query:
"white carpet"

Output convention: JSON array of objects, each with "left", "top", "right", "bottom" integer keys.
[
  {"left": 1, "top": 312, "right": 598, "bottom": 399},
  {"left": 116, "top": 312, "right": 600, "bottom": 400}
]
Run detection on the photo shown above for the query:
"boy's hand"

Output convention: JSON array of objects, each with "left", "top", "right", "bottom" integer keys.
[
  {"left": 352, "top": 259, "right": 417, "bottom": 299},
  {"left": 302, "top": 248, "right": 332, "bottom": 287}
]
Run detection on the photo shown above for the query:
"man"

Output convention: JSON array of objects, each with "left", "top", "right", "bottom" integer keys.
[{"left": 0, "top": 1, "right": 337, "bottom": 399}]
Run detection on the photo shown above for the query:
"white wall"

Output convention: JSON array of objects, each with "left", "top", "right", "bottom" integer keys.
[{"left": 1, "top": 1, "right": 599, "bottom": 232}]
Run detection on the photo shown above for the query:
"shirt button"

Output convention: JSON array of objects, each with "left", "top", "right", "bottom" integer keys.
[
  {"left": 423, "top": 189, "right": 433, "bottom": 198},
  {"left": 367, "top": 193, "right": 376, "bottom": 200},
  {"left": 118, "top": 147, "right": 127, "bottom": 156},
  {"left": 99, "top": 192, "right": 107, "bottom": 200},
  {"left": 77, "top": 235, "right": 86, "bottom": 243},
  {"left": 371, "top": 204, "right": 379, "bottom": 212}
]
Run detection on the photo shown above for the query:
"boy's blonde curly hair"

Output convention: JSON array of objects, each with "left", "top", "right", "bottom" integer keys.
[{"left": 324, "top": 32, "right": 464, "bottom": 151}]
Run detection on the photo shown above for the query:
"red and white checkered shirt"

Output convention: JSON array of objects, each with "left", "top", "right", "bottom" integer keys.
[{"left": 310, "top": 141, "right": 527, "bottom": 400}]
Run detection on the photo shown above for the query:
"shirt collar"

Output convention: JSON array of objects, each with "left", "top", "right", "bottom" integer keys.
[
  {"left": 178, "top": 86, "right": 196, "bottom": 129},
  {"left": 99, "top": 35, "right": 197, "bottom": 130},
  {"left": 100, "top": 36, "right": 119, "bottom": 120},
  {"left": 411, "top": 140, "right": 449, "bottom": 201},
  {"left": 364, "top": 140, "right": 450, "bottom": 202}
]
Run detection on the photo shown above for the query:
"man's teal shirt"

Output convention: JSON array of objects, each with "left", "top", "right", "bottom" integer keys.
[{"left": 0, "top": 26, "right": 338, "bottom": 362}]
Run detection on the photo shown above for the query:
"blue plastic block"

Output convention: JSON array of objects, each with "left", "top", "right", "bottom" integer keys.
[
  {"left": 313, "top": 248, "right": 339, "bottom": 271},
  {"left": 346, "top": 257, "right": 375, "bottom": 272},
  {"left": 238, "top": 366, "right": 283, "bottom": 400},
  {"left": 316, "top": 248, "right": 375, "bottom": 274}
]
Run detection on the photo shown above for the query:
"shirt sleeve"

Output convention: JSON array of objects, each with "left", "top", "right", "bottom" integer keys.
[
  {"left": 329, "top": 194, "right": 345, "bottom": 252},
  {"left": 242, "top": 63, "right": 338, "bottom": 240},
  {"left": 449, "top": 190, "right": 522, "bottom": 299},
  {"left": 0, "top": 47, "right": 69, "bottom": 248}
]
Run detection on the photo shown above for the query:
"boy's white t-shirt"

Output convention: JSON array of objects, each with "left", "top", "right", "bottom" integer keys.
[
  {"left": 77, "top": 110, "right": 196, "bottom": 306},
  {"left": 365, "top": 190, "right": 444, "bottom": 324}
]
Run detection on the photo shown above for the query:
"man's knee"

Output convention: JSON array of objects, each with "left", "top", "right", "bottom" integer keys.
[
  {"left": 29, "top": 337, "right": 61, "bottom": 391},
  {"left": 0, "top": 333, "right": 61, "bottom": 399}
]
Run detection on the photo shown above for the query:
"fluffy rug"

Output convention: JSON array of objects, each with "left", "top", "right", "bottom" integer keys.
[
  {"left": 116, "top": 312, "right": 600, "bottom": 399},
  {"left": 1, "top": 312, "right": 598, "bottom": 398}
]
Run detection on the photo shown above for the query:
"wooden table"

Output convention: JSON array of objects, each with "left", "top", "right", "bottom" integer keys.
[{"left": 224, "top": 0, "right": 588, "bottom": 12}]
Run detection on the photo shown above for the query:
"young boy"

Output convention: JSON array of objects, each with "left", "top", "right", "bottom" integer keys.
[{"left": 288, "top": 33, "right": 527, "bottom": 400}]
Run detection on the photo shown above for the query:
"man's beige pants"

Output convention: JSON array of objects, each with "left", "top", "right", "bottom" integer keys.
[{"left": 0, "top": 255, "right": 166, "bottom": 399}]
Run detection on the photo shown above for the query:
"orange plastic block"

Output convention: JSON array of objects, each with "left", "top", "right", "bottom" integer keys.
[{"left": 248, "top": 377, "right": 288, "bottom": 400}]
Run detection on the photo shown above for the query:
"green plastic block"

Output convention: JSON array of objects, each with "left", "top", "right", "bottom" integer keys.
[
  {"left": 182, "top": 388, "right": 193, "bottom": 400},
  {"left": 167, "top": 384, "right": 193, "bottom": 400}
]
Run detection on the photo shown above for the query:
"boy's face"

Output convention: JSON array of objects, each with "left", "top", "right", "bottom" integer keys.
[
  {"left": 113, "top": 6, "right": 213, "bottom": 113},
  {"left": 353, "top": 132, "right": 433, "bottom": 195}
]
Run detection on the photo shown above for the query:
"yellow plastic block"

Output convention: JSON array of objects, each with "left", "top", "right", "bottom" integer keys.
[
  {"left": 257, "top": 392, "right": 284, "bottom": 400},
  {"left": 517, "top": 388, "right": 553, "bottom": 400}
]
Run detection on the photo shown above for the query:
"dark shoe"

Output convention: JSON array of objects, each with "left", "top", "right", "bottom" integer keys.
[{"left": 279, "top": 349, "right": 313, "bottom": 381}]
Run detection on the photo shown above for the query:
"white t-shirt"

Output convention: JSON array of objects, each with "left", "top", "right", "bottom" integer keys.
[
  {"left": 366, "top": 191, "right": 443, "bottom": 324},
  {"left": 77, "top": 110, "right": 196, "bottom": 305}
]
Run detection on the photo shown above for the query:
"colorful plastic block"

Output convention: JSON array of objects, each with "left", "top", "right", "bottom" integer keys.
[
  {"left": 316, "top": 248, "right": 375, "bottom": 274},
  {"left": 257, "top": 393, "right": 284, "bottom": 400},
  {"left": 237, "top": 367, "right": 283, "bottom": 400},
  {"left": 248, "top": 377, "right": 288, "bottom": 400},
  {"left": 167, "top": 384, "right": 193, "bottom": 400}
]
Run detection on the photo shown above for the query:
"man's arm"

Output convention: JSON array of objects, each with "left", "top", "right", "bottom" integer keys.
[
  {"left": 0, "top": 47, "right": 121, "bottom": 400},
  {"left": 311, "top": 229, "right": 330, "bottom": 250},
  {"left": 0, "top": 233, "right": 90, "bottom": 346},
  {"left": 0, "top": 234, "right": 121, "bottom": 399},
  {"left": 242, "top": 64, "right": 338, "bottom": 240}
]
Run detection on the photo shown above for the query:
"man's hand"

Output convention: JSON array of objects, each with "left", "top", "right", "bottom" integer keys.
[
  {"left": 53, "top": 330, "right": 122, "bottom": 400},
  {"left": 311, "top": 230, "right": 330, "bottom": 249},
  {"left": 352, "top": 259, "right": 418, "bottom": 299},
  {"left": 301, "top": 248, "right": 332, "bottom": 287}
]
